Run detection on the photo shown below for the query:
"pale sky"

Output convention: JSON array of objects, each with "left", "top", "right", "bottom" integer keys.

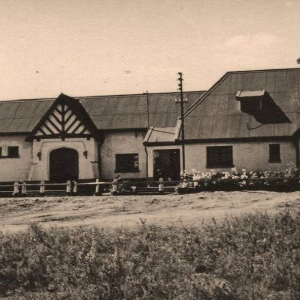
[{"left": 0, "top": 0, "right": 300, "bottom": 101}]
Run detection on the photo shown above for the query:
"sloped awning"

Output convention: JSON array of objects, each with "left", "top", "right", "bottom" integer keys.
[{"left": 143, "top": 125, "right": 180, "bottom": 145}]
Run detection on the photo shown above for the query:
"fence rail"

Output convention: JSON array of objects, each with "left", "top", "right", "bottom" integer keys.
[
  {"left": 0, "top": 176, "right": 298, "bottom": 197},
  {"left": 0, "top": 178, "right": 180, "bottom": 197}
]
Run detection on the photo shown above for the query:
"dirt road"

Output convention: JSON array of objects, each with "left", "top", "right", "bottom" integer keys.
[{"left": 1, "top": 191, "right": 300, "bottom": 232}]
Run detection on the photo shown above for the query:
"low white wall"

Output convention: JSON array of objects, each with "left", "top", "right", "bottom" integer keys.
[
  {"left": 100, "top": 131, "right": 147, "bottom": 179},
  {"left": 185, "top": 141, "right": 296, "bottom": 173},
  {"left": 0, "top": 135, "right": 32, "bottom": 181}
]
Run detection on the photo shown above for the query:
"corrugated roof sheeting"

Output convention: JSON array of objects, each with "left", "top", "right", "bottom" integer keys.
[
  {"left": 0, "top": 91, "right": 204, "bottom": 133},
  {"left": 80, "top": 91, "right": 204, "bottom": 130},
  {"left": 0, "top": 100, "right": 54, "bottom": 133},
  {"left": 184, "top": 69, "right": 300, "bottom": 140}
]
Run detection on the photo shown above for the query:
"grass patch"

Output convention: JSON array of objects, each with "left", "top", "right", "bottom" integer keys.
[{"left": 1, "top": 209, "right": 300, "bottom": 299}]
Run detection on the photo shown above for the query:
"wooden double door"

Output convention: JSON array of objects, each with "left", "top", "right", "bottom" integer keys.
[{"left": 49, "top": 148, "right": 79, "bottom": 182}]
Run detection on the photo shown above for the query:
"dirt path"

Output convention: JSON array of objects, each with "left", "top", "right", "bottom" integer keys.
[{"left": 1, "top": 191, "right": 300, "bottom": 232}]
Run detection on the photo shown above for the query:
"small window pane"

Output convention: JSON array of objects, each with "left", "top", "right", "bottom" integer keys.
[
  {"left": 115, "top": 154, "right": 139, "bottom": 173},
  {"left": 269, "top": 144, "right": 280, "bottom": 163},
  {"left": 207, "top": 146, "right": 233, "bottom": 168},
  {"left": 8, "top": 146, "right": 19, "bottom": 158}
]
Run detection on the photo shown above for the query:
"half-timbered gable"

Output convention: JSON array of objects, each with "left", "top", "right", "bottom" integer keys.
[{"left": 27, "top": 93, "right": 98, "bottom": 141}]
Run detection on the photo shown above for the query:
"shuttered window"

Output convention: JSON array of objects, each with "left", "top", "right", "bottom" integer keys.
[
  {"left": 269, "top": 144, "right": 281, "bottom": 163},
  {"left": 206, "top": 146, "right": 233, "bottom": 168}
]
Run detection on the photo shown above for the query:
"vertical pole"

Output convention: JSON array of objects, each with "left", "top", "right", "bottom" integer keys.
[
  {"left": 73, "top": 180, "right": 78, "bottom": 195},
  {"left": 112, "top": 179, "right": 118, "bottom": 195},
  {"left": 158, "top": 177, "right": 164, "bottom": 194},
  {"left": 40, "top": 180, "right": 45, "bottom": 196},
  {"left": 145, "top": 91, "right": 149, "bottom": 180},
  {"left": 22, "top": 182, "right": 27, "bottom": 196},
  {"left": 95, "top": 179, "right": 102, "bottom": 196},
  {"left": 66, "top": 180, "right": 71, "bottom": 195},
  {"left": 13, "top": 181, "right": 19, "bottom": 196},
  {"left": 178, "top": 72, "right": 186, "bottom": 173}
]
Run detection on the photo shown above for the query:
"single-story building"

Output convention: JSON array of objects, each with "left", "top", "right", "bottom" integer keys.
[
  {"left": 1, "top": 67, "right": 299, "bottom": 182},
  {"left": 0, "top": 91, "right": 204, "bottom": 182},
  {"left": 145, "top": 68, "right": 300, "bottom": 175}
]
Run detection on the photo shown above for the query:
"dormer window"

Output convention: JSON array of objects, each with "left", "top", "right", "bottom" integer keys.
[
  {"left": 236, "top": 90, "right": 290, "bottom": 124},
  {"left": 236, "top": 90, "right": 266, "bottom": 116}
]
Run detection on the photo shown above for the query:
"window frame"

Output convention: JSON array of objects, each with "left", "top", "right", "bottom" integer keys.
[
  {"left": 0, "top": 146, "right": 20, "bottom": 159},
  {"left": 268, "top": 144, "right": 281, "bottom": 163},
  {"left": 206, "top": 146, "right": 234, "bottom": 168},
  {"left": 115, "top": 153, "right": 140, "bottom": 173}
]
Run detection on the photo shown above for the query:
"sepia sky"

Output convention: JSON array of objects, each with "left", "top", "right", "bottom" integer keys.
[{"left": 0, "top": 0, "right": 300, "bottom": 100}]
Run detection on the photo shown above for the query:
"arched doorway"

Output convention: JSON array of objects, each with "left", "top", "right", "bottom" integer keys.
[{"left": 49, "top": 148, "right": 79, "bottom": 182}]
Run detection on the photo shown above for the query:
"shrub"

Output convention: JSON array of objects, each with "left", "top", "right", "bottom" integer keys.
[
  {"left": 1, "top": 210, "right": 300, "bottom": 299},
  {"left": 176, "top": 165, "right": 300, "bottom": 193}
]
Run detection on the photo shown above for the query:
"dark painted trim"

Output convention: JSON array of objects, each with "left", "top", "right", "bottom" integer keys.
[
  {"left": 0, "top": 132, "right": 29, "bottom": 136},
  {"left": 144, "top": 136, "right": 294, "bottom": 146},
  {"left": 182, "top": 136, "right": 293, "bottom": 144},
  {"left": 144, "top": 141, "right": 181, "bottom": 146},
  {"left": 32, "top": 134, "right": 93, "bottom": 139},
  {"left": 98, "top": 128, "right": 148, "bottom": 133}
]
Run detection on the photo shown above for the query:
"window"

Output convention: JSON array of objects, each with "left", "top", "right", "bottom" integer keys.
[
  {"left": 0, "top": 146, "right": 19, "bottom": 158},
  {"left": 8, "top": 146, "right": 19, "bottom": 158},
  {"left": 206, "top": 146, "right": 233, "bottom": 168},
  {"left": 115, "top": 153, "right": 139, "bottom": 173},
  {"left": 269, "top": 144, "right": 281, "bottom": 163}
]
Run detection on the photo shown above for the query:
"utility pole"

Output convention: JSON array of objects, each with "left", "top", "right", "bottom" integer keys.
[{"left": 178, "top": 72, "right": 186, "bottom": 173}]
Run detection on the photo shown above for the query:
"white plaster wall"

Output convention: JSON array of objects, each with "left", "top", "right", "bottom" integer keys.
[
  {"left": 100, "top": 131, "right": 147, "bottom": 179},
  {"left": 32, "top": 137, "right": 98, "bottom": 180},
  {"left": 0, "top": 135, "right": 32, "bottom": 181},
  {"left": 185, "top": 141, "right": 296, "bottom": 173}
]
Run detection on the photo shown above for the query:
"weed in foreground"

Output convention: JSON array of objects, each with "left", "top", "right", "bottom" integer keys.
[{"left": 0, "top": 210, "right": 300, "bottom": 299}]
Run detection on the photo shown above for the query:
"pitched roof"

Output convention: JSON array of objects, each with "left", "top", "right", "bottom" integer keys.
[
  {"left": 79, "top": 91, "right": 204, "bottom": 130},
  {"left": 183, "top": 68, "right": 300, "bottom": 140},
  {"left": 0, "top": 98, "right": 55, "bottom": 134},
  {"left": 0, "top": 91, "right": 205, "bottom": 134}
]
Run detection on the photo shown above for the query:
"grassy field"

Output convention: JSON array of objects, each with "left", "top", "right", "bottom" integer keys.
[{"left": 1, "top": 192, "right": 300, "bottom": 299}]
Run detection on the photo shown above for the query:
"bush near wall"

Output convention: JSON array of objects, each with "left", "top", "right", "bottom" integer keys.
[{"left": 176, "top": 165, "right": 300, "bottom": 193}]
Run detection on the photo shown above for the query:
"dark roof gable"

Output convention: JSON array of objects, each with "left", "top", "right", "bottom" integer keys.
[
  {"left": 27, "top": 93, "right": 98, "bottom": 140},
  {"left": 183, "top": 68, "right": 300, "bottom": 140}
]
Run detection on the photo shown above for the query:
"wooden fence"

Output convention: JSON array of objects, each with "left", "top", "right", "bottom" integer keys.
[
  {"left": 0, "top": 176, "right": 298, "bottom": 197},
  {"left": 0, "top": 178, "right": 179, "bottom": 197}
]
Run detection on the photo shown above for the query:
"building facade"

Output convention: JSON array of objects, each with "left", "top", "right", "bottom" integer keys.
[
  {"left": 145, "top": 68, "right": 300, "bottom": 175},
  {"left": 0, "top": 68, "right": 299, "bottom": 182}
]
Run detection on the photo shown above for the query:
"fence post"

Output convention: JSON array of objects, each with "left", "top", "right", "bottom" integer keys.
[
  {"left": 95, "top": 179, "right": 102, "bottom": 196},
  {"left": 73, "top": 180, "right": 78, "bottom": 195},
  {"left": 112, "top": 178, "right": 118, "bottom": 195},
  {"left": 21, "top": 182, "right": 27, "bottom": 196},
  {"left": 158, "top": 177, "right": 164, "bottom": 194},
  {"left": 40, "top": 180, "right": 45, "bottom": 196},
  {"left": 13, "top": 181, "right": 19, "bottom": 196},
  {"left": 66, "top": 180, "right": 71, "bottom": 196}
]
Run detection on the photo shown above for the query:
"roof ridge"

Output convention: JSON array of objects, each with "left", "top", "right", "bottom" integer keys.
[
  {"left": 0, "top": 98, "right": 55, "bottom": 103},
  {"left": 78, "top": 90, "right": 206, "bottom": 99},
  {"left": 0, "top": 91, "right": 206, "bottom": 103},
  {"left": 183, "top": 72, "right": 230, "bottom": 117},
  {"left": 227, "top": 67, "right": 299, "bottom": 74}
]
